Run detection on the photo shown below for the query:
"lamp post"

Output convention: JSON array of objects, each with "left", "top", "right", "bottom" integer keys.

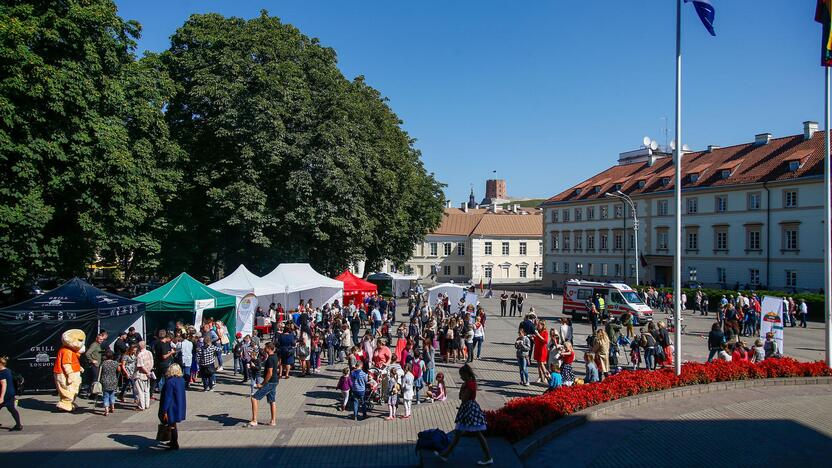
[{"left": 606, "top": 191, "right": 639, "bottom": 286}]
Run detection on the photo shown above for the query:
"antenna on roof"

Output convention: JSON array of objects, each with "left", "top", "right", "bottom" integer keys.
[
  {"left": 650, "top": 140, "right": 658, "bottom": 151},
  {"left": 642, "top": 136, "right": 651, "bottom": 147},
  {"left": 670, "top": 139, "right": 676, "bottom": 151},
  {"left": 682, "top": 144, "right": 690, "bottom": 152}
]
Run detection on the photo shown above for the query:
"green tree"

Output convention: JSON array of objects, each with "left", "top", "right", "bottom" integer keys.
[
  {"left": 0, "top": 0, "right": 182, "bottom": 287},
  {"left": 162, "top": 11, "right": 443, "bottom": 278}
]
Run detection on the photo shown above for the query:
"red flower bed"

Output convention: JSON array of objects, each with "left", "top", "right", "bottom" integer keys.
[{"left": 485, "top": 358, "right": 832, "bottom": 442}]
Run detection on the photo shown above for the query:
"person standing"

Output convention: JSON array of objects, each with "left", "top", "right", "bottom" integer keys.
[
  {"left": 152, "top": 331, "right": 174, "bottom": 398},
  {"left": 134, "top": 341, "right": 154, "bottom": 410},
  {"left": 118, "top": 345, "right": 138, "bottom": 402},
  {"left": 249, "top": 343, "right": 278, "bottom": 427},
  {"left": 402, "top": 364, "right": 415, "bottom": 419},
  {"left": 517, "top": 293, "right": 525, "bottom": 315},
  {"left": 706, "top": 322, "right": 724, "bottom": 363},
  {"left": 196, "top": 337, "right": 219, "bottom": 391},
  {"left": 159, "top": 364, "right": 186, "bottom": 450},
  {"left": 434, "top": 365, "right": 492, "bottom": 465},
  {"left": 499, "top": 291, "right": 508, "bottom": 317},
  {"left": 509, "top": 292, "right": 518, "bottom": 317},
  {"left": 531, "top": 321, "right": 550, "bottom": 384},
  {"left": 472, "top": 317, "right": 485, "bottom": 359},
  {"left": 514, "top": 329, "right": 531, "bottom": 386},
  {"left": 349, "top": 362, "right": 368, "bottom": 421},
  {"left": 799, "top": 300, "right": 808, "bottom": 328},
  {"left": 85, "top": 331, "right": 107, "bottom": 392},
  {"left": 99, "top": 350, "right": 119, "bottom": 416},
  {"left": 0, "top": 356, "right": 22, "bottom": 431},
  {"left": 179, "top": 336, "right": 193, "bottom": 390}
]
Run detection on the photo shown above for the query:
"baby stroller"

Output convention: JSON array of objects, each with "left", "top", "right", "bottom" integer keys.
[{"left": 364, "top": 370, "right": 383, "bottom": 411}]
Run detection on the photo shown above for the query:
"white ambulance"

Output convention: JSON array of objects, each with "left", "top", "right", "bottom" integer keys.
[{"left": 562, "top": 279, "right": 653, "bottom": 322}]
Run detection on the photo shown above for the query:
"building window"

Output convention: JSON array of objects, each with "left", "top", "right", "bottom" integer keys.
[
  {"left": 785, "top": 270, "right": 797, "bottom": 288},
  {"left": 613, "top": 233, "right": 623, "bottom": 250},
  {"left": 715, "top": 229, "right": 728, "bottom": 251},
  {"left": 747, "top": 229, "right": 761, "bottom": 250},
  {"left": 614, "top": 263, "right": 622, "bottom": 277},
  {"left": 539, "top": 242, "right": 543, "bottom": 254},
  {"left": 657, "top": 199, "right": 669, "bottom": 216},
  {"left": 484, "top": 242, "right": 492, "bottom": 255},
  {"left": 444, "top": 243, "right": 452, "bottom": 256},
  {"left": 748, "top": 192, "right": 761, "bottom": 210},
  {"left": 575, "top": 263, "right": 583, "bottom": 275},
  {"left": 783, "top": 226, "right": 799, "bottom": 251},
  {"left": 749, "top": 268, "right": 760, "bottom": 286},
  {"left": 575, "top": 234, "right": 583, "bottom": 251},
  {"left": 429, "top": 242, "right": 438, "bottom": 256},
  {"left": 628, "top": 233, "right": 635, "bottom": 250},
  {"left": 687, "top": 232, "right": 698, "bottom": 250},
  {"left": 519, "top": 265, "right": 528, "bottom": 278},
  {"left": 553, "top": 262, "right": 560, "bottom": 273},
  {"left": 600, "top": 206, "right": 609, "bottom": 219},
  {"left": 614, "top": 205, "right": 623, "bottom": 218},
  {"left": 563, "top": 262, "right": 570, "bottom": 274},
  {"left": 502, "top": 242, "right": 510, "bottom": 255},
  {"left": 600, "top": 233, "right": 608, "bottom": 250},
  {"left": 484, "top": 265, "right": 493, "bottom": 278},
  {"left": 784, "top": 190, "right": 798, "bottom": 208},
  {"left": 715, "top": 196, "right": 727, "bottom": 213},
  {"left": 443, "top": 265, "right": 451, "bottom": 275},
  {"left": 717, "top": 267, "right": 727, "bottom": 284},
  {"left": 417, "top": 265, "right": 424, "bottom": 276},
  {"left": 551, "top": 232, "right": 559, "bottom": 251},
  {"left": 587, "top": 207, "right": 595, "bottom": 220},
  {"left": 562, "top": 209, "right": 570, "bottom": 222},
  {"left": 657, "top": 230, "right": 669, "bottom": 250},
  {"left": 457, "top": 265, "right": 465, "bottom": 276},
  {"left": 686, "top": 197, "right": 698, "bottom": 214},
  {"left": 519, "top": 242, "right": 527, "bottom": 255},
  {"left": 563, "top": 233, "right": 571, "bottom": 251},
  {"left": 601, "top": 263, "right": 609, "bottom": 276},
  {"left": 588, "top": 263, "right": 594, "bottom": 275},
  {"left": 629, "top": 264, "right": 636, "bottom": 278},
  {"left": 574, "top": 208, "right": 582, "bottom": 221},
  {"left": 551, "top": 209, "right": 559, "bottom": 223},
  {"left": 587, "top": 233, "right": 595, "bottom": 250},
  {"left": 457, "top": 242, "right": 465, "bottom": 256}
]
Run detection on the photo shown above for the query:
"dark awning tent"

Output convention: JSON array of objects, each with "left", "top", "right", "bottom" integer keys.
[{"left": 0, "top": 278, "right": 145, "bottom": 391}]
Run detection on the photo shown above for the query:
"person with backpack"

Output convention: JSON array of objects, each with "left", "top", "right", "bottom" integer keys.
[
  {"left": 638, "top": 327, "right": 657, "bottom": 370},
  {"left": 707, "top": 322, "right": 725, "bottom": 362},
  {"left": 0, "top": 356, "right": 22, "bottom": 431}
]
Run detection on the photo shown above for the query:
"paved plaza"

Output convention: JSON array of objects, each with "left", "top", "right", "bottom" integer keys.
[{"left": 1, "top": 292, "right": 830, "bottom": 467}]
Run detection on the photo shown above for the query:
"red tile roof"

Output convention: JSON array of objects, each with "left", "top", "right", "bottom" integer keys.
[
  {"left": 430, "top": 208, "right": 542, "bottom": 237},
  {"left": 542, "top": 131, "right": 827, "bottom": 204}
]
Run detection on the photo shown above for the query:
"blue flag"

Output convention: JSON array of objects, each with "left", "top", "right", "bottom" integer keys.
[{"left": 685, "top": 0, "right": 716, "bottom": 36}]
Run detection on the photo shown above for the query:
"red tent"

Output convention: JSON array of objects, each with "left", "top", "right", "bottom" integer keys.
[{"left": 335, "top": 270, "right": 378, "bottom": 305}]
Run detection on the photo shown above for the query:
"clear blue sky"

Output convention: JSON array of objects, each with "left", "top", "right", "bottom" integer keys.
[{"left": 116, "top": 0, "right": 823, "bottom": 204}]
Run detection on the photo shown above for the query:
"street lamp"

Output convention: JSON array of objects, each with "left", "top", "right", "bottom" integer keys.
[{"left": 605, "top": 190, "right": 639, "bottom": 286}]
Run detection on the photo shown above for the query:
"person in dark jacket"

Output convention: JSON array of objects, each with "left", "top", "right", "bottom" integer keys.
[
  {"left": 706, "top": 322, "right": 725, "bottom": 362},
  {"left": 159, "top": 364, "right": 186, "bottom": 450}
]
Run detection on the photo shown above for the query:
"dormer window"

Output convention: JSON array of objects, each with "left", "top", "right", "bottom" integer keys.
[
  {"left": 575, "top": 188, "right": 582, "bottom": 195},
  {"left": 720, "top": 169, "right": 731, "bottom": 179},
  {"left": 788, "top": 161, "right": 800, "bottom": 172},
  {"left": 636, "top": 180, "right": 646, "bottom": 189},
  {"left": 660, "top": 177, "right": 670, "bottom": 186},
  {"left": 614, "top": 183, "right": 623, "bottom": 191},
  {"left": 593, "top": 185, "right": 601, "bottom": 194},
  {"left": 689, "top": 173, "right": 699, "bottom": 183}
]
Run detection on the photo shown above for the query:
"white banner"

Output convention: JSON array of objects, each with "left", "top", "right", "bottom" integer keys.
[
  {"left": 760, "top": 296, "right": 784, "bottom": 354},
  {"left": 194, "top": 298, "right": 215, "bottom": 328},
  {"left": 236, "top": 293, "right": 257, "bottom": 337}
]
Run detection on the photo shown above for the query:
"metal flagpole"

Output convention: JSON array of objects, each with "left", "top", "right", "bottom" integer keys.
[
  {"left": 673, "top": 0, "right": 683, "bottom": 376},
  {"left": 825, "top": 65, "right": 832, "bottom": 368}
]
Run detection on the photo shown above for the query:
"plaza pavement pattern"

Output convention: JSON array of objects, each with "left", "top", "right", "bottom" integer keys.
[{"left": 1, "top": 293, "right": 830, "bottom": 467}]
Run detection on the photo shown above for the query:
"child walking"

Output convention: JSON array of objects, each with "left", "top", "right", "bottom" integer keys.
[
  {"left": 386, "top": 368, "right": 400, "bottom": 420},
  {"left": 401, "top": 364, "right": 415, "bottom": 419},
  {"left": 336, "top": 367, "right": 352, "bottom": 411}
]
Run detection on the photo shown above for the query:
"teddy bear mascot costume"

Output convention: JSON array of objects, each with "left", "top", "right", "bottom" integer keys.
[{"left": 54, "top": 329, "right": 86, "bottom": 412}]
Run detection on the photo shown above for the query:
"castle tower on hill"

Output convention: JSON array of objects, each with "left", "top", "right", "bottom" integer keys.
[{"left": 481, "top": 179, "right": 509, "bottom": 205}]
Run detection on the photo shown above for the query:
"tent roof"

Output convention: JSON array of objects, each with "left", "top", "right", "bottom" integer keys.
[
  {"left": 208, "top": 264, "right": 287, "bottom": 298},
  {"left": 335, "top": 270, "right": 378, "bottom": 293},
  {"left": 427, "top": 283, "right": 466, "bottom": 292},
  {"left": 134, "top": 272, "right": 236, "bottom": 312},
  {"left": 261, "top": 263, "right": 343, "bottom": 293},
  {"left": 367, "top": 272, "right": 419, "bottom": 281},
  {"left": 0, "top": 277, "right": 144, "bottom": 319}
]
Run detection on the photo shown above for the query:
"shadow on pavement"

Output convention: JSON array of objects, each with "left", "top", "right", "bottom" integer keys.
[{"left": 196, "top": 412, "right": 248, "bottom": 427}]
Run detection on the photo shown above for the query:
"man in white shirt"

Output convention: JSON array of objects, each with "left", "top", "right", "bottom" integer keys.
[
  {"left": 799, "top": 300, "right": 808, "bottom": 328},
  {"left": 180, "top": 336, "right": 193, "bottom": 389}
]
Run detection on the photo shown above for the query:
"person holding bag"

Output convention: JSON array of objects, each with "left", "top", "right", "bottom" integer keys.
[{"left": 158, "top": 364, "right": 186, "bottom": 450}]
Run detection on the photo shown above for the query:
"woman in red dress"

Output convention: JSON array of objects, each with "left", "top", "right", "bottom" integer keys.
[{"left": 532, "top": 320, "right": 550, "bottom": 384}]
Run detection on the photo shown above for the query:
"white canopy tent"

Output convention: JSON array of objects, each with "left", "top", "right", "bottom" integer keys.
[
  {"left": 428, "top": 283, "right": 467, "bottom": 308},
  {"left": 208, "top": 264, "right": 288, "bottom": 336},
  {"left": 261, "top": 263, "right": 344, "bottom": 310},
  {"left": 367, "top": 271, "right": 419, "bottom": 298}
]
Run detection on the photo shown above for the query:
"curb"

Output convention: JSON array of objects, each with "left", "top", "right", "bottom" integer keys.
[{"left": 512, "top": 375, "right": 832, "bottom": 460}]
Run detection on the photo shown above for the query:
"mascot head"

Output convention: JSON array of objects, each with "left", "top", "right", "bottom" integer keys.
[{"left": 61, "top": 329, "right": 86, "bottom": 354}]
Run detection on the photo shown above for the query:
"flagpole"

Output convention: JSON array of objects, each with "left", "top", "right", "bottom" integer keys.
[
  {"left": 825, "top": 64, "right": 832, "bottom": 369},
  {"left": 673, "top": 0, "right": 683, "bottom": 376}
]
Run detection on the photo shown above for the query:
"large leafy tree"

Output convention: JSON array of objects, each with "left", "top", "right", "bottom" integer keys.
[
  {"left": 162, "top": 11, "right": 443, "bottom": 278},
  {"left": 0, "top": 0, "right": 183, "bottom": 288}
]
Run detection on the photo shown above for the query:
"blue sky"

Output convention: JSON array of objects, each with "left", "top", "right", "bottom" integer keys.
[{"left": 116, "top": 0, "right": 823, "bottom": 204}]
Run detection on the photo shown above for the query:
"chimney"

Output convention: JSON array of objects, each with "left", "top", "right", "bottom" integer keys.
[
  {"left": 492, "top": 203, "right": 500, "bottom": 213},
  {"left": 707, "top": 145, "right": 721, "bottom": 152},
  {"left": 445, "top": 200, "right": 453, "bottom": 208},
  {"left": 804, "top": 121, "right": 819, "bottom": 140},
  {"left": 512, "top": 204, "right": 519, "bottom": 213},
  {"left": 475, "top": 204, "right": 480, "bottom": 210},
  {"left": 754, "top": 133, "right": 772, "bottom": 146},
  {"left": 460, "top": 202, "right": 468, "bottom": 213}
]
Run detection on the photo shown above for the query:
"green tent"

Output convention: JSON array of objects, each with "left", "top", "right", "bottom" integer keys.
[{"left": 134, "top": 272, "right": 237, "bottom": 339}]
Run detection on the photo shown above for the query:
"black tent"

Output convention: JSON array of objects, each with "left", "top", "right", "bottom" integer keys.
[{"left": 0, "top": 278, "right": 145, "bottom": 391}]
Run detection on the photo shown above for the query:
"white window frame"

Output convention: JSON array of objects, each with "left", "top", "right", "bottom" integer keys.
[
  {"left": 501, "top": 241, "right": 510, "bottom": 255},
  {"left": 484, "top": 242, "right": 492, "bottom": 255},
  {"left": 519, "top": 242, "right": 527, "bottom": 255}
]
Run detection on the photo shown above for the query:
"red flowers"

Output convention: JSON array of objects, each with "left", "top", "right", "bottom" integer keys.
[{"left": 485, "top": 359, "right": 832, "bottom": 442}]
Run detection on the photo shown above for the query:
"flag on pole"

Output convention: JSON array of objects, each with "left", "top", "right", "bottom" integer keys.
[
  {"left": 817, "top": 0, "right": 832, "bottom": 66},
  {"left": 685, "top": 0, "right": 716, "bottom": 36},
  {"left": 479, "top": 277, "right": 483, "bottom": 292}
]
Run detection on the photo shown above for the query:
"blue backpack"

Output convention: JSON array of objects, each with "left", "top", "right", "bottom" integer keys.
[{"left": 416, "top": 428, "right": 450, "bottom": 452}]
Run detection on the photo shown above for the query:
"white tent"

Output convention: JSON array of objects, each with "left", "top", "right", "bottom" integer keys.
[
  {"left": 208, "top": 264, "right": 288, "bottom": 336},
  {"left": 428, "top": 283, "right": 467, "bottom": 308},
  {"left": 261, "top": 263, "right": 344, "bottom": 310},
  {"left": 367, "top": 271, "right": 419, "bottom": 298}
]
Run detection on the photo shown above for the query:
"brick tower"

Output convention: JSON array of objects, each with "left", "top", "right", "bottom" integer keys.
[{"left": 485, "top": 179, "right": 507, "bottom": 200}]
